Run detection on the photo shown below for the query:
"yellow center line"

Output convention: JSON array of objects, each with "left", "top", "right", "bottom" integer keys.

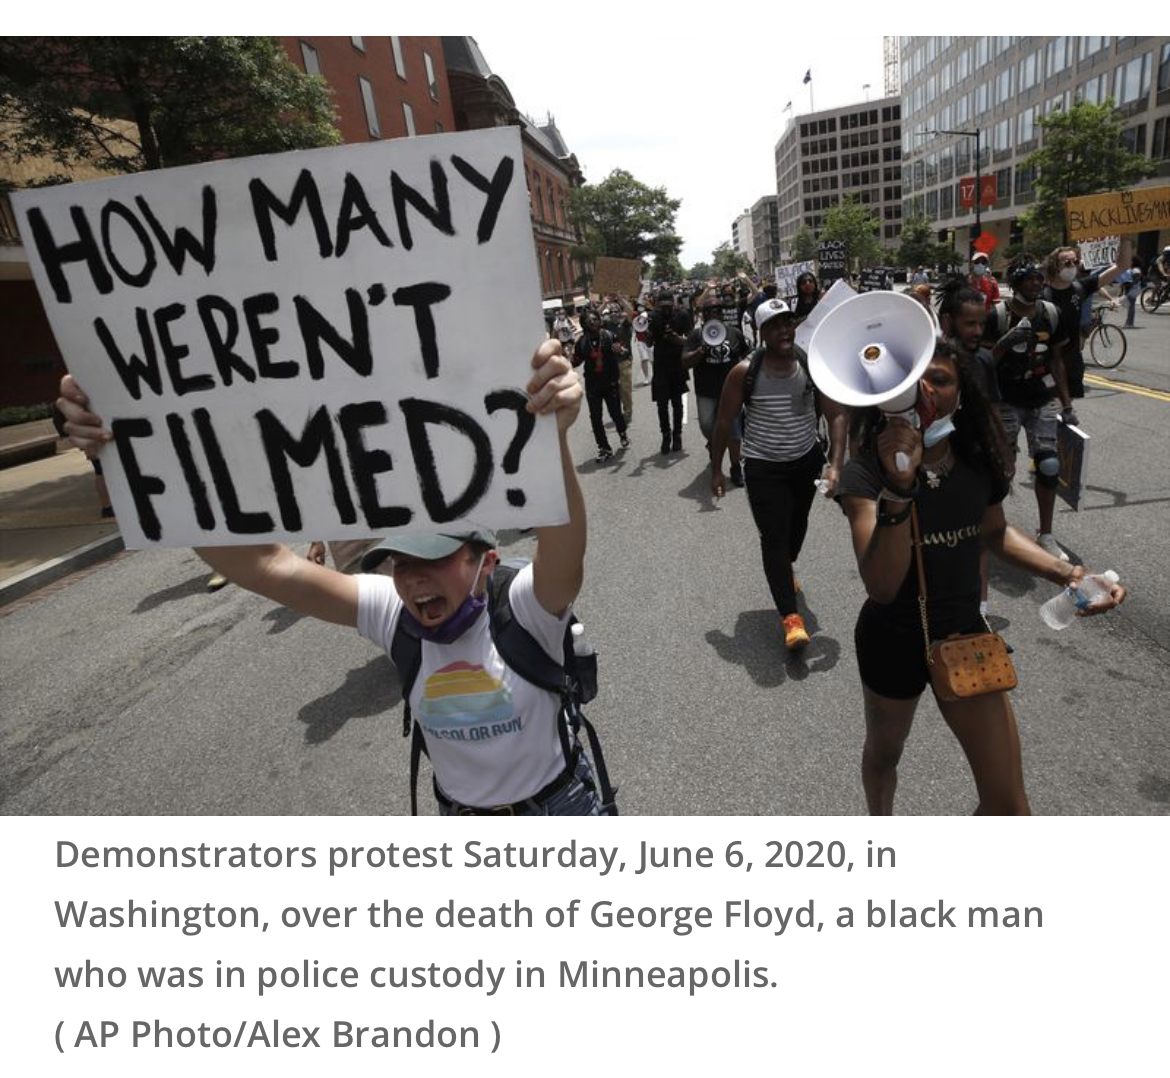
[{"left": 1084, "top": 373, "right": 1170, "bottom": 402}]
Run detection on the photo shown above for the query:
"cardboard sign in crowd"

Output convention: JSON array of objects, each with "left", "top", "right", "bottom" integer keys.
[{"left": 14, "top": 129, "right": 567, "bottom": 548}]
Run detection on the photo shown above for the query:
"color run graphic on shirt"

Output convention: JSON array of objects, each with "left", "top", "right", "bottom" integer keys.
[{"left": 417, "top": 662, "right": 520, "bottom": 741}]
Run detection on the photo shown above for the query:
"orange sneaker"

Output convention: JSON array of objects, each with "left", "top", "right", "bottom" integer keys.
[{"left": 783, "top": 613, "right": 810, "bottom": 650}]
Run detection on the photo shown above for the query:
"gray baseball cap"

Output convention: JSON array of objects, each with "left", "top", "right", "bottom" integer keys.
[{"left": 359, "top": 529, "right": 497, "bottom": 572}]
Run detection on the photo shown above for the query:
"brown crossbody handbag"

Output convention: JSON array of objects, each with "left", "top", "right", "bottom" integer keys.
[{"left": 910, "top": 504, "right": 1018, "bottom": 702}]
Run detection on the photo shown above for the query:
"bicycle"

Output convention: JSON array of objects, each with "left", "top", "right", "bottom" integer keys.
[
  {"left": 1140, "top": 280, "right": 1168, "bottom": 314},
  {"left": 1086, "top": 304, "right": 1127, "bottom": 369}
]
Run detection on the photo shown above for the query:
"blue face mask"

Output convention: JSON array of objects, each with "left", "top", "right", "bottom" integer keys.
[
  {"left": 399, "top": 554, "right": 487, "bottom": 644},
  {"left": 923, "top": 399, "right": 960, "bottom": 448}
]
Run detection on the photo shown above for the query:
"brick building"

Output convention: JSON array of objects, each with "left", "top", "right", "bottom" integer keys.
[
  {"left": 0, "top": 36, "right": 459, "bottom": 408},
  {"left": 441, "top": 37, "right": 586, "bottom": 302}
]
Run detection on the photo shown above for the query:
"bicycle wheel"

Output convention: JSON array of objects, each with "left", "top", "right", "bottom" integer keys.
[
  {"left": 1140, "top": 286, "right": 1160, "bottom": 313},
  {"left": 1089, "top": 323, "right": 1126, "bottom": 369}
]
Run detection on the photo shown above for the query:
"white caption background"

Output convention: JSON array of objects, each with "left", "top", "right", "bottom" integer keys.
[{"left": 4, "top": 816, "right": 1165, "bottom": 1076}]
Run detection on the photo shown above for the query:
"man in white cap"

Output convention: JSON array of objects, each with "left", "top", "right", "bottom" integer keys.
[
  {"left": 709, "top": 298, "right": 848, "bottom": 651},
  {"left": 968, "top": 252, "right": 1000, "bottom": 311}
]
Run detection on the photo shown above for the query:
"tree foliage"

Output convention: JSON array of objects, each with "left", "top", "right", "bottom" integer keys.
[
  {"left": 896, "top": 214, "right": 937, "bottom": 268},
  {"left": 568, "top": 168, "right": 682, "bottom": 268},
  {"left": 688, "top": 260, "right": 713, "bottom": 280},
  {"left": 652, "top": 251, "right": 684, "bottom": 280},
  {"left": 711, "top": 241, "right": 753, "bottom": 278},
  {"left": 820, "top": 194, "right": 883, "bottom": 269},
  {"left": 0, "top": 37, "right": 340, "bottom": 181},
  {"left": 1018, "top": 99, "right": 1156, "bottom": 250},
  {"left": 790, "top": 224, "right": 817, "bottom": 262}
]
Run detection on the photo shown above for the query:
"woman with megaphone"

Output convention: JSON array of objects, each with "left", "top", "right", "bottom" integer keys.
[{"left": 835, "top": 338, "right": 1126, "bottom": 815}]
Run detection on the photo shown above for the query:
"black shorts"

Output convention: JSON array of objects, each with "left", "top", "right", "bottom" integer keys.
[{"left": 854, "top": 601, "right": 984, "bottom": 700}]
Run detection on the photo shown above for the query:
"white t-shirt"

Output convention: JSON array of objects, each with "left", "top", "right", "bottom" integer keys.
[{"left": 357, "top": 563, "right": 570, "bottom": 807}]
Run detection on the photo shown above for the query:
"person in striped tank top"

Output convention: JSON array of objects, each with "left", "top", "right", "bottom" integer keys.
[{"left": 710, "top": 299, "right": 849, "bottom": 650}]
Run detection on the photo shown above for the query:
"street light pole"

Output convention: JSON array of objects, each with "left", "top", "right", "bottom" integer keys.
[{"left": 927, "top": 127, "right": 983, "bottom": 260}]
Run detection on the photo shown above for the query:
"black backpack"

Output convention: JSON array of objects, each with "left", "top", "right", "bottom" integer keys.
[
  {"left": 740, "top": 345, "right": 823, "bottom": 438},
  {"left": 389, "top": 558, "right": 617, "bottom": 815}
]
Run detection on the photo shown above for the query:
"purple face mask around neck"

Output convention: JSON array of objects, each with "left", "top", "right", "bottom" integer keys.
[{"left": 399, "top": 554, "right": 488, "bottom": 644}]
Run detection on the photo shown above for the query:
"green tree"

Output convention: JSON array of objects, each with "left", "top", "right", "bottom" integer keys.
[
  {"left": 568, "top": 168, "right": 682, "bottom": 268},
  {"left": 820, "top": 194, "right": 883, "bottom": 269},
  {"left": 688, "top": 260, "right": 714, "bottom": 280},
  {"left": 711, "top": 241, "right": 753, "bottom": 278},
  {"left": 896, "top": 214, "right": 938, "bottom": 268},
  {"left": 790, "top": 224, "right": 817, "bottom": 262},
  {"left": 1018, "top": 99, "right": 1156, "bottom": 250},
  {"left": 0, "top": 37, "right": 340, "bottom": 181},
  {"left": 652, "top": 251, "right": 684, "bottom": 280}
]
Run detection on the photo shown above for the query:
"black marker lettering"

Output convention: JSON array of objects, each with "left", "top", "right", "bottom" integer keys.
[
  {"left": 334, "top": 172, "right": 393, "bottom": 257},
  {"left": 191, "top": 408, "right": 274, "bottom": 534},
  {"left": 450, "top": 154, "right": 515, "bottom": 243},
  {"left": 392, "top": 282, "right": 452, "bottom": 379},
  {"left": 155, "top": 302, "right": 214, "bottom": 396},
  {"left": 111, "top": 418, "right": 165, "bottom": 541},
  {"left": 134, "top": 187, "right": 217, "bottom": 276},
  {"left": 391, "top": 159, "right": 455, "bottom": 251},
  {"left": 294, "top": 289, "right": 373, "bottom": 379},
  {"left": 249, "top": 169, "right": 333, "bottom": 262},
  {"left": 165, "top": 413, "right": 216, "bottom": 530},
  {"left": 242, "top": 293, "right": 299, "bottom": 380},
  {"left": 399, "top": 398, "right": 492, "bottom": 522},
  {"left": 256, "top": 407, "right": 357, "bottom": 531},
  {"left": 99, "top": 200, "right": 157, "bottom": 288},
  {"left": 25, "top": 205, "right": 113, "bottom": 303},
  {"left": 196, "top": 295, "right": 256, "bottom": 386},
  {"left": 94, "top": 310, "right": 163, "bottom": 400},
  {"left": 337, "top": 402, "right": 412, "bottom": 529}
]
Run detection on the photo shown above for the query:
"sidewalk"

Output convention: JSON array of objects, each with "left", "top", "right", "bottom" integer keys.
[{"left": 0, "top": 423, "right": 123, "bottom": 604}]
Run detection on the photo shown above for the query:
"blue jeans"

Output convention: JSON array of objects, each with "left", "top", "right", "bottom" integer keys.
[{"left": 437, "top": 754, "right": 603, "bottom": 816}]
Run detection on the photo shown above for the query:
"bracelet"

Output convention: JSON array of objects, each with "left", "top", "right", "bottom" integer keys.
[{"left": 876, "top": 503, "right": 912, "bottom": 527}]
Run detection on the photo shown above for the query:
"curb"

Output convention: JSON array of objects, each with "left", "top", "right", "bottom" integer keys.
[{"left": 0, "top": 532, "right": 126, "bottom": 608}]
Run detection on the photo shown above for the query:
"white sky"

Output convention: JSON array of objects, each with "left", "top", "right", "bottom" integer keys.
[{"left": 476, "top": 33, "right": 887, "bottom": 267}]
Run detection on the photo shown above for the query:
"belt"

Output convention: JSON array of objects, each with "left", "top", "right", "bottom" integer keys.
[{"left": 435, "top": 749, "right": 582, "bottom": 816}]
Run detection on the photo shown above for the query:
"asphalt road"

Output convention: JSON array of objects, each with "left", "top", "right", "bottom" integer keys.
[{"left": 2, "top": 306, "right": 1168, "bottom": 816}]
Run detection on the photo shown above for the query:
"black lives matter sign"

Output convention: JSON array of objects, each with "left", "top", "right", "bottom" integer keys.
[
  {"left": 817, "top": 240, "right": 847, "bottom": 283},
  {"left": 14, "top": 129, "right": 566, "bottom": 548}
]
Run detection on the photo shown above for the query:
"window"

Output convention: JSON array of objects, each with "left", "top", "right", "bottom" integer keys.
[
  {"left": 1017, "top": 106, "right": 1037, "bottom": 146},
  {"left": 1078, "top": 73, "right": 1109, "bottom": 105},
  {"left": 992, "top": 119, "right": 1011, "bottom": 154},
  {"left": 993, "top": 68, "right": 1012, "bottom": 106},
  {"left": 1077, "top": 37, "right": 1111, "bottom": 61},
  {"left": 1016, "top": 164, "right": 1036, "bottom": 199},
  {"left": 1019, "top": 50, "right": 1040, "bottom": 92},
  {"left": 940, "top": 185, "right": 953, "bottom": 216},
  {"left": 1121, "top": 123, "right": 1147, "bottom": 155},
  {"left": 975, "top": 37, "right": 989, "bottom": 68},
  {"left": 1159, "top": 42, "right": 1170, "bottom": 102},
  {"left": 956, "top": 93, "right": 969, "bottom": 126},
  {"left": 996, "top": 167, "right": 1011, "bottom": 200},
  {"left": 1152, "top": 117, "right": 1169, "bottom": 161},
  {"left": 300, "top": 41, "right": 320, "bottom": 75},
  {"left": 975, "top": 81, "right": 989, "bottom": 115},
  {"left": 402, "top": 101, "right": 416, "bottom": 137},
  {"left": 1046, "top": 37, "right": 1070, "bottom": 78},
  {"left": 351, "top": 36, "right": 365, "bottom": 51},
  {"left": 926, "top": 189, "right": 938, "bottom": 217},
  {"left": 1113, "top": 53, "right": 1152, "bottom": 106},
  {"left": 358, "top": 76, "right": 380, "bottom": 138},
  {"left": 423, "top": 50, "right": 439, "bottom": 102},
  {"left": 390, "top": 35, "right": 406, "bottom": 79}
]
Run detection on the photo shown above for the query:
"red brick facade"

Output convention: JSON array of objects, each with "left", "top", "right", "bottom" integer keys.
[{"left": 279, "top": 36, "right": 455, "bottom": 141}]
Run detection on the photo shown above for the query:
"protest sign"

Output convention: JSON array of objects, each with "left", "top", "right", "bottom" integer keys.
[
  {"left": 1066, "top": 185, "right": 1170, "bottom": 242},
  {"left": 591, "top": 256, "right": 642, "bottom": 298},
  {"left": 13, "top": 128, "right": 565, "bottom": 549},
  {"left": 1056, "top": 419, "right": 1090, "bottom": 512},
  {"left": 774, "top": 260, "right": 814, "bottom": 300},
  {"left": 817, "top": 240, "right": 848, "bottom": 283},
  {"left": 1078, "top": 235, "right": 1120, "bottom": 272},
  {"left": 858, "top": 268, "right": 891, "bottom": 293}
]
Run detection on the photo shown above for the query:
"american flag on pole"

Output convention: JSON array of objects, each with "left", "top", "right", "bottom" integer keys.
[{"left": 803, "top": 70, "right": 812, "bottom": 84}]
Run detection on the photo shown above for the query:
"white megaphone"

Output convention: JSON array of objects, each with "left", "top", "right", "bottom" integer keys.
[
  {"left": 632, "top": 313, "right": 650, "bottom": 333},
  {"left": 807, "top": 291, "right": 938, "bottom": 473},
  {"left": 702, "top": 319, "right": 728, "bottom": 347}
]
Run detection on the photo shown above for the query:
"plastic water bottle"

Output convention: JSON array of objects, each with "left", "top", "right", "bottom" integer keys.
[
  {"left": 1039, "top": 571, "right": 1120, "bottom": 630},
  {"left": 570, "top": 622, "right": 598, "bottom": 703}
]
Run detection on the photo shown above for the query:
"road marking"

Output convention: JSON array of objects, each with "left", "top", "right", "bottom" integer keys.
[{"left": 1084, "top": 373, "right": 1170, "bottom": 402}]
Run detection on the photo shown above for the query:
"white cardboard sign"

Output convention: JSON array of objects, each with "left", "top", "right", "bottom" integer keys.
[
  {"left": 13, "top": 128, "right": 565, "bottom": 548},
  {"left": 774, "top": 260, "right": 814, "bottom": 300},
  {"left": 1078, "top": 235, "right": 1120, "bottom": 272}
]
